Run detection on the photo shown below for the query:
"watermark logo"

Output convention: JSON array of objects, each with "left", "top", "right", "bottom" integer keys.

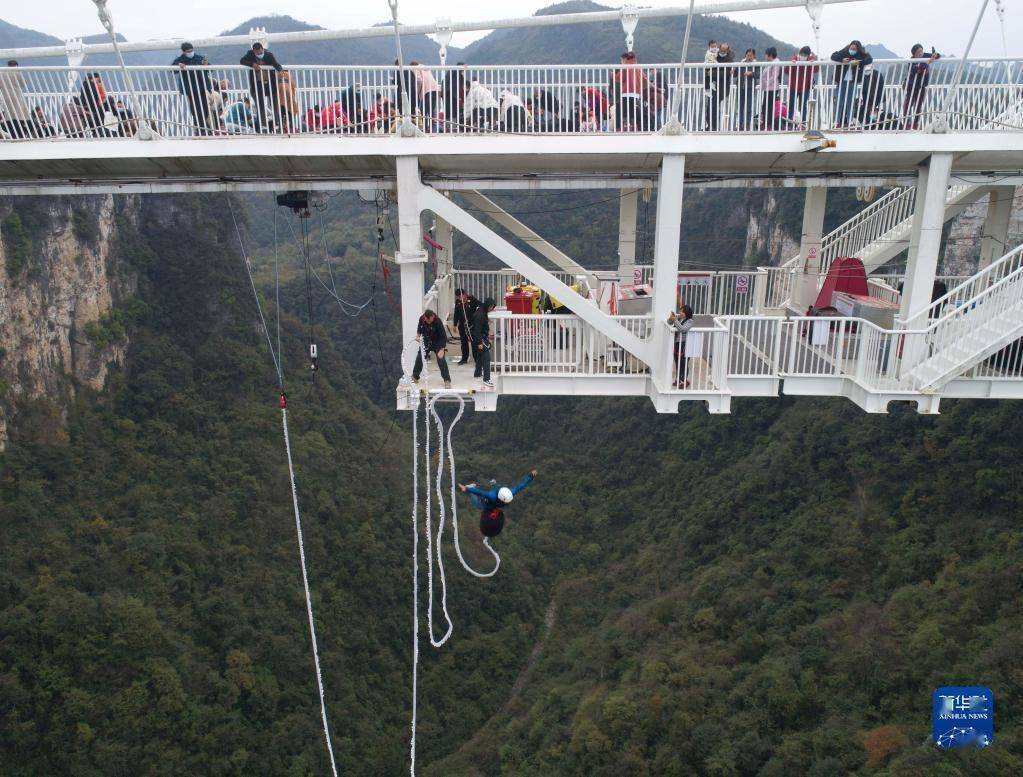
[{"left": 933, "top": 687, "right": 993, "bottom": 748}]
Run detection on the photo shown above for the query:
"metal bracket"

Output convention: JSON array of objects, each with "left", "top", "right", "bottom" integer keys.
[
  {"left": 433, "top": 17, "right": 454, "bottom": 65},
  {"left": 620, "top": 6, "right": 639, "bottom": 53}
]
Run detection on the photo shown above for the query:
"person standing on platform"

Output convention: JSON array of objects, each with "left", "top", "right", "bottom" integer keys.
[
  {"left": 240, "top": 41, "right": 283, "bottom": 133},
  {"left": 412, "top": 309, "right": 452, "bottom": 389},
  {"left": 668, "top": 304, "right": 695, "bottom": 388},
  {"left": 173, "top": 43, "right": 213, "bottom": 136},
  {"left": 453, "top": 288, "right": 480, "bottom": 365},
  {"left": 472, "top": 298, "right": 497, "bottom": 387}
]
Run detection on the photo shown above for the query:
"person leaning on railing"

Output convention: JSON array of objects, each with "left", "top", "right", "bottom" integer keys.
[
  {"left": 737, "top": 49, "right": 759, "bottom": 131},
  {"left": 172, "top": 43, "right": 214, "bottom": 136},
  {"left": 611, "top": 50, "right": 648, "bottom": 132},
  {"left": 786, "top": 46, "right": 819, "bottom": 126},
  {"left": 241, "top": 41, "right": 283, "bottom": 133},
  {"left": 830, "top": 40, "right": 873, "bottom": 128},
  {"left": 903, "top": 44, "right": 940, "bottom": 130}
]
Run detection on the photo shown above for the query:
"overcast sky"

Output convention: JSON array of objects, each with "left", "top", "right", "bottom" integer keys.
[{"left": 5, "top": 0, "right": 1018, "bottom": 58}]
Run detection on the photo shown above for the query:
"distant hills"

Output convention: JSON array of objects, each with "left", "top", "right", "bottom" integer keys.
[{"left": 1, "top": 2, "right": 831, "bottom": 68}]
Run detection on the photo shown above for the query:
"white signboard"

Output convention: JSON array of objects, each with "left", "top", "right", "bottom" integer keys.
[{"left": 734, "top": 274, "right": 750, "bottom": 295}]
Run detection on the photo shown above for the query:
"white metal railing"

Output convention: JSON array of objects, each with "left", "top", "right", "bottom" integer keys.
[
  {"left": 665, "top": 321, "right": 729, "bottom": 391},
  {"left": 903, "top": 244, "right": 1023, "bottom": 329},
  {"left": 866, "top": 277, "right": 901, "bottom": 306},
  {"left": 2, "top": 59, "right": 1020, "bottom": 141},
  {"left": 900, "top": 244, "right": 1023, "bottom": 388},
  {"left": 677, "top": 271, "right": 767, "bottom": 316},
  {"left": 491, "top": 312, "right": 652, "bottom": 376},
  {"left": 785, "top": 316, "right": 906, "bottom": 391},
  {"left": 721, "top": 316, "right": 784, "bottom": 377},
  {"left": 453, "top": 268, "right": 577, "bottom": 307}
]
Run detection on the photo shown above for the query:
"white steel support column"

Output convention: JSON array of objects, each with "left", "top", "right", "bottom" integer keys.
[
  {"left": 434, "top": 214, "right": 455, "bottom": 320},
  {"left": 901, "top": 153, "right": 954, "bottom": 321},
  {"left": 792, "top": 187, "right": 828, "bottom": 311},
  {"left": 618, "top": 188, "right": 639, "bottom": 285},
  {"left": 979, "top": 185, "right": 1015, "bottom": 270},
  {"left": 651, "top": 155, "right": 685, "bottom": 389},
  {"left": 396, "top": 156, "right": 428, "bottom": 345}
]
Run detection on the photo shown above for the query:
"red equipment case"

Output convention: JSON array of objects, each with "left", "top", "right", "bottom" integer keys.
[{"left": 504, "top": 290, "right": 536, "bottom": 314}]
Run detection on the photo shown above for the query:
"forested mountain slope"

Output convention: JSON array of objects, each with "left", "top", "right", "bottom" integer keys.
[{"left": 1, "top": 5, "right": 1022, "bottom": 776}]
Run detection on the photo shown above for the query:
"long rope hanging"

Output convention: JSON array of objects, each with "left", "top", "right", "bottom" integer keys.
[
  {"left": 227, "top": 195, "right": 340, "bottom": 777},
  {"left": 405, "top": 336, "right": 502, "bottom": 775}
]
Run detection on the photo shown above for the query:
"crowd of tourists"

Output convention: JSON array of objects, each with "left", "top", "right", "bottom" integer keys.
[{"left": 0, "top": 40, "right": 946, "bottom": 139}]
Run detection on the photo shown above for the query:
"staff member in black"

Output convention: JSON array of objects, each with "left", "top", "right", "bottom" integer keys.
[
  {"left": 172, "top": 43, "right": 213, "bottom": 135},
  {"left": 452, "top": 288, "right": 480, "bottom": 365},
  {"left": 412, "top": 309, "right": 452, "bottom": 389},
  {"left": 240, "top": 41, "right": 283, "bottom": 133}
]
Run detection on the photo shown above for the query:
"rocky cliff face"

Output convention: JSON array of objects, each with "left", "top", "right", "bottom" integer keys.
[
  {"left": 0, "top": 196, "right": 137, "bottom": 449},
  {"left": 944, "top": 186, "right": 1023, "bottom": 276},
  {"left": 744, "top": 191, "right": 801, "bottom": 265}
]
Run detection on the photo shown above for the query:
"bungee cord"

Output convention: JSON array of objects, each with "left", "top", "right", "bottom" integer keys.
[{"left": 225, "top": 194, "right": 340, "bottom": 777}]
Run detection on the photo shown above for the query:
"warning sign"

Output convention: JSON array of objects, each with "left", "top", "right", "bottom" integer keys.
[{"left": 735, "top": 274, "right": 750, "bottom": 295}]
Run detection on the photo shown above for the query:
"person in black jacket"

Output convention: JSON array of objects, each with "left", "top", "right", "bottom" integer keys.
[
  {"left": 412, "top": 309, "right": 452, "bottom": 388},
  {"left": 471, "top": 298, "right": 497, "bottom": 387},
  {"left": 172, "top": 43, "right": 213, "bottom": 135},
  {"left": 443, "top": 64, "right": 467, "bottom": 131},
  {"left": 452, "top": 288, "right": 480, "bottom": 364},
  {"left": 240, "top": 42, "right": 283, "bottom": 133},
  {"left": 830, "top": 40, "right": 872, "bottom": 127},
  {"left": 394, "top": 59, "right": 418, "bottom": 119},
  {"left": 903, "top": 44, "right": 940, "bottom": 129},
  {"left": 857, "top": 65, "right": 886, "bottom": 128}
]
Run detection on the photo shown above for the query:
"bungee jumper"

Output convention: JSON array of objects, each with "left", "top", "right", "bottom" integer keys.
[{"left": 458, "top": 469, "right": 538, "bottom": 537}]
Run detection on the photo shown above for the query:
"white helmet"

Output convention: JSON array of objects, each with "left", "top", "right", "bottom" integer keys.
[{"left": 497, "top": 487, "right": 514, "bottom": 504}]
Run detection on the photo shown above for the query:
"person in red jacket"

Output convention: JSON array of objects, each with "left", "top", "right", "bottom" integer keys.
[
  {"left": 786, "top": 46, "right": 819, "bottom": 125},
  {"left": 611, "top": 51, "right": 648, "bottom": 132}
]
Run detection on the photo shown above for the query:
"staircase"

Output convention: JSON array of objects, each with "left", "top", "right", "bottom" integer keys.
[
  {"left": 765, "top": 96, "right": 1023, "bottom": 310},
  {"left": 765, "top": 184, "right": 991, "bottom": 309},
  {"left": 901, "top": 244, "right": 1023, "bottom": 392}
]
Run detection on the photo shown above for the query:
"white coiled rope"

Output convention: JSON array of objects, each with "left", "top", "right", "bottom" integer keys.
[{"left": 405, "top": 336, "right": 502, "bottom": 775}]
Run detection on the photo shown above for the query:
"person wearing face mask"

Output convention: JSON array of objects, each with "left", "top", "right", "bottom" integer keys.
[
  {"left": 786, "top": 46, "right": 818, "bottom": 125},
  {"left": 240, "top": 41, "right": 284, "bottom": 133},
  {"left": 173, "top": 43, "right": 214, "bottom": 136},
  {"left": 830, "top": 40, "right": 872, "bottom": 128}
]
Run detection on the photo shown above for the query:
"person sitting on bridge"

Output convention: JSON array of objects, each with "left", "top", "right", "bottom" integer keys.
[
  {"left": 464, "top": 78, "right": 499, "bottom": 130},
  {"left": 412, "top": 309, "right": 452, "bottom": 389},
  {"left": 240, "top": 42, "right": 283, "bottom": 133},
  {"left": 172, "top": 43, "right": 214, "bottom": 136},
  {"left": 224, "top": 96, "right": 254, "bottom": 134},
  {"left": 0, "top": 60, "right": 32, "bottom": 139},
  {"left": 458, "top": 470, "right": 538, "bottom": 537}
]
